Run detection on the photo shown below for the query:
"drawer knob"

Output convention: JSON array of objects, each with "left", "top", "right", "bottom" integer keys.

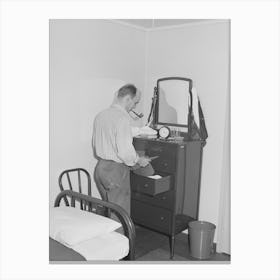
[
  {"left": 144, "top": 183, "right": 148, "bottom": 187},
  {"left": 161, "top": 196, "right": 166, "bottom": 200},
  {"left": 160, "top": 216, "right": 164, "bottom": 220},
  {"left": 164, "top": 163, "right": 168, "bottom": 167}
]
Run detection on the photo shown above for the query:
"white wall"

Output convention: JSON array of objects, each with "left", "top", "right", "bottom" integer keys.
[
  {"left": 50, "top": 20, "right": 145, "bottom": 204},
  {"left": 145, "top": 21, "right": 230, "bottom": 241}
]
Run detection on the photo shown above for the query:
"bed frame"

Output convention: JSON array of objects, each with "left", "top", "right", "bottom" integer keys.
[{"left": 54, "top": 190, "right": 136, "bottom": 260}]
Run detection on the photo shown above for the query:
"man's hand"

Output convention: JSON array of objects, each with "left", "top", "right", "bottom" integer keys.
[
  {"left": 139, "top": 126, "right": 157, "bottom": 136},
  {"left": 137, "top": 156, "right": 151, "bottom": 167}
]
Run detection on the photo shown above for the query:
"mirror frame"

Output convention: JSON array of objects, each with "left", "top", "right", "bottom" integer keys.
[{"left": 154, "top": 77, "right": 193, "bottom": 128}]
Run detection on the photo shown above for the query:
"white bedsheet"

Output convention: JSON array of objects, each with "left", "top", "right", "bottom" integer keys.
[{"left": 69, "top": 231, "right": 129, "bottom": 261}]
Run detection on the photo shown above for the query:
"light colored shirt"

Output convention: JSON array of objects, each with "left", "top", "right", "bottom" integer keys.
[{"left": 92, "top": 104, "right": 139, "bottom": 166}]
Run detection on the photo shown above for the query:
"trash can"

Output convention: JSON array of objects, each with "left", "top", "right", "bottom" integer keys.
[{"left": 188, "top": 221, "right": 216, "bottom": 259}]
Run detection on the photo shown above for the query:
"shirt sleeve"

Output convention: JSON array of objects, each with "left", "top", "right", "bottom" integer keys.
[
  {"left": 116, "top": 118, "right": 139, "bottom": 166},
  {"left": 131, "top": 126, "right": 141, "bottom": 137}
]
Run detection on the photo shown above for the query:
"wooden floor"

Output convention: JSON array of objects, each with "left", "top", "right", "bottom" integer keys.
[{"left": 134, "top": 226, "right": 230, "bottom": 262}]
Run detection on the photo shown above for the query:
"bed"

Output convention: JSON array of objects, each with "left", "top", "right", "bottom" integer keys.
[{"left": 49, "top": 190, "right": 136, "bottom": 262}]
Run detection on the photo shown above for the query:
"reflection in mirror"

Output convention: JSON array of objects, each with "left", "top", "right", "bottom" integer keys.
[{"left": 157, "top": 79, "right": 191, "bottom": 126}]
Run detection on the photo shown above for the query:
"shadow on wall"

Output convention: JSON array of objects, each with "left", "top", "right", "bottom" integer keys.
[
  {"left": 158, "top": 89, "right": 178, "bottom": 124},
  {"left": 79, "top": 78, "right": 126, "bottom": 144},
  {"left": 79, "top": 79, "right": 131, "bottom": 193},
  {"left": 51, "top": 78, "right": 143, "bottom": 205},
  {"left": 64, "top": 78, "right": 141, "bottom": 197}
]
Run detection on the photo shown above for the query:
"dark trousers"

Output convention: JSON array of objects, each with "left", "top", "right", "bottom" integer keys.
[
  {"left": 94, "top": 159, "right": 155, "bottom": 216},
  {"left": 94, "top": 159, "right": 131, "bottom": 215}
]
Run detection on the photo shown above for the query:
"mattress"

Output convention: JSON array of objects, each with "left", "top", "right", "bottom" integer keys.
[
  {"left": 72, "top": 231, "right": 129, "bottom": 260},
  {"left": 49, "top": 237, "right": 86, "bottom": 261},
  {"left": 50, "top": 231, "right": 129, "bottom": 261}
]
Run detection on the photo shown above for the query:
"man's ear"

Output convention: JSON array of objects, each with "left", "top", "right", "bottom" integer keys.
[{"left": 123, "top": 95, "right": 131, "bottom": 103}]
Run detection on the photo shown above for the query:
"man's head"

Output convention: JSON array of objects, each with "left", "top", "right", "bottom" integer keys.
[{"left": 116, "top": 84, "right": 141, "bottom": 112}]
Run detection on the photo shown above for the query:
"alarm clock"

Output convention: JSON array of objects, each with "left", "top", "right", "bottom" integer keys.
[{"left": 158, "top": 126, "right": 171, "bottom": 139}]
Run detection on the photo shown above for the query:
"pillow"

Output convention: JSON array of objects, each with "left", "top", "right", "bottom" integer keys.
[{"left": 50, "top": 206, "right": 121, "bottom": 246}]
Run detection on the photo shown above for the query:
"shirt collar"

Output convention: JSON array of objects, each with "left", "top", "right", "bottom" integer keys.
[{"left": 111, "top": 103, "right": 130, "bottom": 117}]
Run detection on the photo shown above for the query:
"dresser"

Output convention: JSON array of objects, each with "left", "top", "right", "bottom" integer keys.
[{"left": 131, "top": 136, "right": 204, "bottom": 259}]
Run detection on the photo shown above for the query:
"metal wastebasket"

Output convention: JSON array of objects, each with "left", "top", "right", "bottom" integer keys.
[{"left": 188, "top": 221, "right": 216, "bottom": 259}]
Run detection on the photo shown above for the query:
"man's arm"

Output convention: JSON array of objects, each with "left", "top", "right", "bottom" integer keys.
[{"left": 116, "top": 119, "right": 150, "bottom": 167}]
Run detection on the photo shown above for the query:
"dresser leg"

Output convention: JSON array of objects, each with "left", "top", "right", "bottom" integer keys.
[{"left": 169, "top": 235, "right": 175, "bottom": 259}]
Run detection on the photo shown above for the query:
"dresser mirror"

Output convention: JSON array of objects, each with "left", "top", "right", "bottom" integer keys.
[{"left": 155, "top": 77, "right": 193, "bottom": 128}]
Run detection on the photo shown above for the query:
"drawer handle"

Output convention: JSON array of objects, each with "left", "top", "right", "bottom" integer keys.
[
  {"left": 161, "top": 196, "right": 166, "bottom": 200},
  {"left": 160, "top": 216, "right": 165, "bottom": 221},
  {"left": 163, "top": 163, "right": 168, "bottom": 167},
  {"left": 144, "top": 183, "right": 148, "bottom": 188}
]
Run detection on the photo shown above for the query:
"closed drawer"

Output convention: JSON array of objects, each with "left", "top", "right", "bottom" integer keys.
[
  {"left": 133, "top": 138, "right": 178, "bottom": 173},
  {"left": 131, "top": 190, "right": 175, "bottom": 210},
  {"left": 151, "top": 157, "right": 175, "bottom": 173},
  {"left": 146, "top": 143, "right": 177, "bottom": 173},
  {"left": 131, "top": 200, "right": 172, "bottom": 234},
  {"left": 130, "top": 172, "right": 171, "bottom": 196}
]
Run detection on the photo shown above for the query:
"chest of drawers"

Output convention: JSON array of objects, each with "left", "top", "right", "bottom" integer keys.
[{"left": 131, "top": 136, "right": 204, "bottom": 259}]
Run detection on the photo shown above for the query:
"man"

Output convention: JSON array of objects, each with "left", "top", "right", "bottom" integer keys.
[{"left": 92, "top": 84, "right": 153, "bottom": 216}]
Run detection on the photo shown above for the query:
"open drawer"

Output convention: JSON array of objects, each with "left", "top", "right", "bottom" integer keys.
[{"left": 130, "top": 172, "right": 172, "bottom": 196}]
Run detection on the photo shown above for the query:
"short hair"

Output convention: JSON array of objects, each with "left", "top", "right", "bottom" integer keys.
[{"left": 117, "top": 84, "right": 137, "bottom": 99}]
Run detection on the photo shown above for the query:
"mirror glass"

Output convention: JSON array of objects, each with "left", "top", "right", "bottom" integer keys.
[{"left": 157, "top": 78, "right": 191, "bottom": 127}]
